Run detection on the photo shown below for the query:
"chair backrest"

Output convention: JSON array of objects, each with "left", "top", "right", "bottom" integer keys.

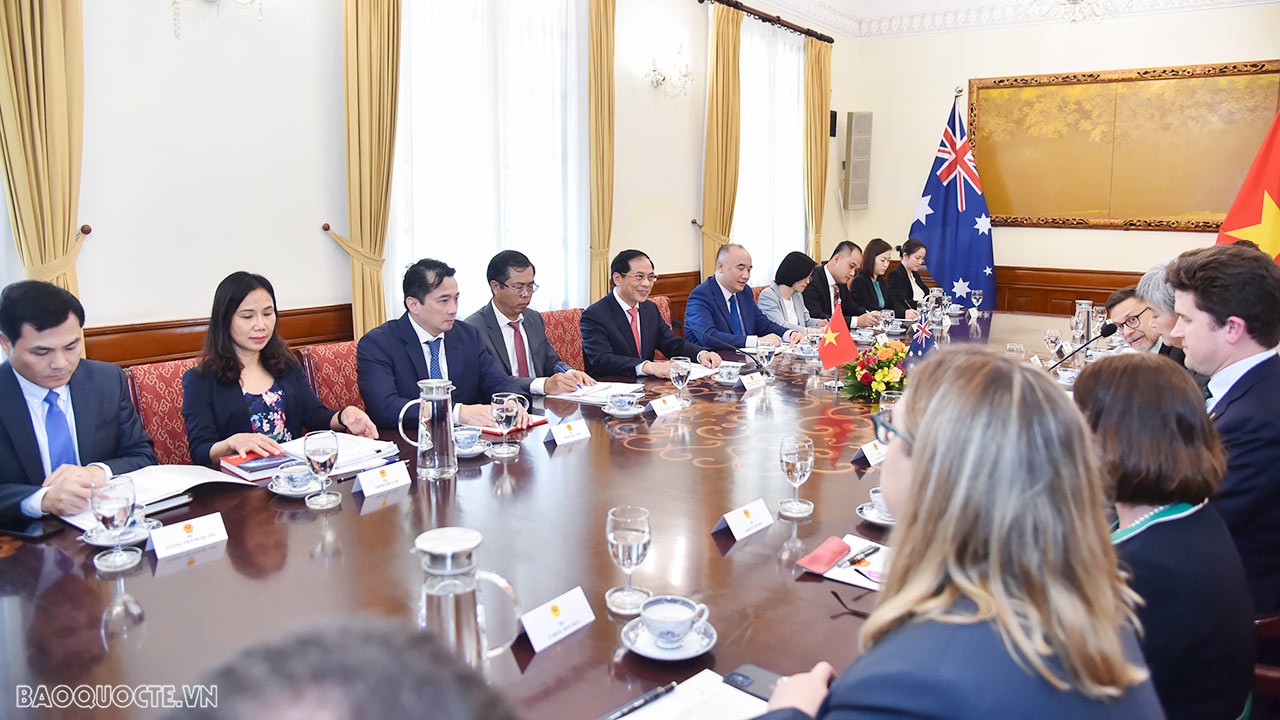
[
  {"left": 650, "top": 295, "right": 673, "bottom": 326},
  {"left": 300, "top": 341, "right": 363, "bottom": 411},
  {"left": 126, "top": 357, "right": 199, "bottom": 465},
  {"left": 541, "top": 307, "right": 585, "bottom": 372},
  {"left": 751, "top": 285, "right": 766, "bottom": 302}
]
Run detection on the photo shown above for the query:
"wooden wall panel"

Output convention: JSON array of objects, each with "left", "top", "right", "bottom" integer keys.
[
  {"left": 85, "top": 304, "right": 355, "bottom": 366},
  {"left": 993, "top": 266, "right": 1143, "bottom": 315},
  {"left": 652, "top": 270, "right": 702, "bottom": 334}
]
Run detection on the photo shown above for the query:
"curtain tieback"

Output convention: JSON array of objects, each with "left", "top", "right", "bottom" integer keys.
[
  {"left": 325, "top": 227, "right": 385, "bottom": 270},
  {"left": 699, "top": 226, "right": 730, "bottom": 246},
  {"left": 25, "top": 231, "right": 86, "bottom": 283}
]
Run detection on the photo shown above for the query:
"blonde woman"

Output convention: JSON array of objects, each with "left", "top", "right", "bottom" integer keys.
[{"left": 762, "top": 347, "right": 1162, "bottom": 719}]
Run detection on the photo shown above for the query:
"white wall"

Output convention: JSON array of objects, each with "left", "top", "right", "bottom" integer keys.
[
  {"left": 77, "top": 0, "right": 349, "bottom": 327},
  {"left": 830, "top": 3, "right": 1280, "bottom": 271}
]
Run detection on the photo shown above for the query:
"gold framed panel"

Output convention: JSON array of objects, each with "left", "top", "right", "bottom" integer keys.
[{"left": 969, "top": 60, "right": 1280, "bottom": 232}]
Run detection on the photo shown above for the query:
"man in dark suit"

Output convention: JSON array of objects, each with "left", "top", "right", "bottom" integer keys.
[
  {"left": 1104, "top": 285, "right": 1159, "bottom": 353},
  {"left": 1168, "top": 244, "right": 1280, "bottom": 613},
  {"left": 802, "top": 241, "right": 877, "bottom": 328},
  {"left": 581, "top": 250, "right": 721, "bottom": 378},
  {"left": 0, "top": 281, "right": 155, "bottom": 520},
  {"left": 684, "top": 243, "right": 800, "bottom": 349},
  {"left": 464, "top": 251, "right": 595, "bottom": 396},
  {"left": 357, "top": 258, "right": 526, "bottom": 430}
]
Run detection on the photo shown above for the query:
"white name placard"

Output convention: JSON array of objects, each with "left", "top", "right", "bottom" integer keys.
[
  {"left": 739, "top": 372, "right": 767, "bottom": 391},
  {"left": 152, "top": 541, "right": 227, "bottom": 578},
  {"left": 521, "top": 586, "right": 595, "bottom": 653},
  {"left": 550, "top": 419, "right": 591, "bottom": 445},
  {"left": 649, "top": 394, "right": 682, "bottom": 416},
  {"left": 150, "top": 512, "right": 229, "bottom": 560},
  {"left": 858, "top": 439, "right": 887, "bottom": 467},
  {"left": 711, "top": 498, "right": 774, "bottom": 540},
  {"left": 353, "top": 460, "right": 411, "bottom": 495}
]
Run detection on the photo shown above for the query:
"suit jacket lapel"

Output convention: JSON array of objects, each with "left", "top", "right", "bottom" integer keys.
[
  {"left": 0, "top": 364, "right": 48, "bottom": 484},
  {"left": 482, "top": 307, "right": 514, "bottom": 375},
  {"left": 1212, "top": 354, "right": 1278, "bottom": 421},
  {"left": 397, "top": 314, "right": 430, "bottom": 380},
  {"left": 68, "top": 364, "right": 100, "bottom": 464},
  {"left": 522, "top": 309, "right": 548, "bottom": 376},
  {"left": 813, "top": 272, "right": 832, "bottom": 315}
]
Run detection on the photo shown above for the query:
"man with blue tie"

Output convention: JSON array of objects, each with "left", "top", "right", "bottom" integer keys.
[
  {"left": 357, "top": 258, "right": 526, "bottom": 430},
  {"left": 1167, "top": 244, "right": 1280, "bottom": 613},
  {"left": 0, "top": 281, "right": 155, "bottom": 520},
  {"left": 684, "top": 244, "right": 802, "bottom": 350}
]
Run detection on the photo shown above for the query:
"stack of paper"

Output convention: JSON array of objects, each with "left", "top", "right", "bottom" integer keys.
[
  {"left": 547, "top": 382, "right": 644, "bottom": 405},
  {"left": 625, "top": 670, "right": 766, "bottom": 720},
  {"left": 60, "top": 465, "right": 255, "bottom": 531},
  {"left": 279, "top": 434, "right": 399, "bottom": 476}
]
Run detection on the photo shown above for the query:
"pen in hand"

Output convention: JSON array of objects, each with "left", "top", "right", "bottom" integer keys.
[
  {"left": 838, "top": 545, "right": 880, "bottom": 569},
  {"left": 598, "top": 681, "right": 678, "bottom": 720}
]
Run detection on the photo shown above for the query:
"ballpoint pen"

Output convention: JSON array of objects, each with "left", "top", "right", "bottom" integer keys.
[
  {"left": 597, "top": 681, "right": 678, "bottom": 720},
  {"left": 838, "top": 545, "right": 880, "bottom": 569}
]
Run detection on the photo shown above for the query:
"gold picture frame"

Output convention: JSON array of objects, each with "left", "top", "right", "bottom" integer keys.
[{"left": 969, "top": 60, "right": 1280, "bottom": 232}]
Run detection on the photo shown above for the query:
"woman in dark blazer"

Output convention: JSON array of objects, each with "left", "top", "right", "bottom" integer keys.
[
  {"left": 1074, "top": 354, "right": 1253, "bottom": 720},
  {"left": 759, "top": 347, "right": 1161, "bottom": 720},
  {"left": 849, "top": 238, "right": 919, "bottom": 320},
  {"left": 182, "top": 272, "right": 377, "bottom": 466},
  {"left": 884, "top": 239, "right": 929, "bottom": 314}
]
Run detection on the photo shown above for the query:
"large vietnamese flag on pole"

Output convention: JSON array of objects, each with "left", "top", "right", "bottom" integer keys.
[{"left": 1219, "top": 109, "right": 1280, "bottom": 262}]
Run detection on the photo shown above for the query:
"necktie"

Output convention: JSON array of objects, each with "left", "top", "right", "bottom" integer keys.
[
  {"left": 627, "top": 308, "right": 642, "bottom": 355},
  {"left": 832, "top": 286, "right": 842, "bottom": 315},
  {"left": 1203, "top": 384, "right": 1214, "bottom": 408},
  {"left": 728, "top": 295, "right": 744, "bottom": 335},
  {"left": 509, "top": 321, "right": 531, "bottom": 378},
  {"left": 426, "top": 338, "right": 443, "bottom": 379},
  {"left": 43, "top": 390, "right": 78, "bottom": 470}
]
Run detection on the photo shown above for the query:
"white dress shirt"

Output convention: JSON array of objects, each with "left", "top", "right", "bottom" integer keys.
[
  {"left": 718, "top": 282, "right": 759, "bottom": 348},
  {"left": 490, "top": 302, "right": 547, "bottom": 395},
  {"left": 13, "top": 370, "right": 111, "bottom": 518},
  {"left": 1206, "top": 349, "right": 1276, "bottom": 414},
  {"left": 407, "top": 316, "right": 463, "bottom": 422}
]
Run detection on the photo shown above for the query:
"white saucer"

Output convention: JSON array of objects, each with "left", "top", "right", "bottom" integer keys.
[
  {"left": 602, "top": 405, "right": 645, "bottom": 419},
  {"left": 621, "top": 617, "right": 717, "bottom": 661},
  {"left": 713, "top": 375, "right": 741, "bottom": 386},
  {"left": 947, "top": 306, "right": 965, "bottom": 315},
  {"left": 267, "top": 477, "right": 323, "bottom": 498},
  {"left": 80, "top": 525, "right": 150, "bottom": 548},
  {"left": 853, "top": 333, "right": 875, "bottom": 344},
  {"left": 885, "top": 327, "right": 907, "bottom": 335},
  {"left": 856, "top": 502, "right": 896, "bottom": 527},
  {"left": 456, "top": 439, "right": 492, "bottom": 458}
]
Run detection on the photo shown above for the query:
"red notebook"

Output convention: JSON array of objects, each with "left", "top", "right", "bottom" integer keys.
[
  {"left": 459, "top": 415, "right": 550, "bottom": 437},
  {"left": 220, "top": 452, "right": 293, "bottom": 481}
]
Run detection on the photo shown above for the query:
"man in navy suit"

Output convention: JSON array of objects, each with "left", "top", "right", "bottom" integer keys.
[
  {"left": 464, "top": 250, "right": 595, "bottom": 395},
  {"left": 684, "top": 244, "right": 801, "bottom": 350},
  {"left": 581, "top": 250, "right": 721, "bottom": 378},
  {"left": 1168, "top": 244, "right": 1280, "bottom": 613},
  {"left": 357, "top": 258, "right": 526, "bottom": 430},
  {"left": 0, "top": 281, "right": 155, "bottom": 520}
]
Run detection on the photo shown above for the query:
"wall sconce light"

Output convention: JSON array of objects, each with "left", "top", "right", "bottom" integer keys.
[{"left": 645, "top": 53, "right": 694, "bottom": 98}]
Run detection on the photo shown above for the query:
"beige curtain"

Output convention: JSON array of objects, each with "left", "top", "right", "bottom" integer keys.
[
  {"left": 698, "top": 4, "right": 743, "bottom": 276},
  {"left": 588, "top": 0, "right": 615, "bottom": 301},
  {"left": 327, "top": 0, "right": 401, "bottom": 337},
  {"left": 0, "top": 0, "right": 84, "bottom": 293},
  {"left": 803, "top": 37, "right": 831, "bottom": 262}
]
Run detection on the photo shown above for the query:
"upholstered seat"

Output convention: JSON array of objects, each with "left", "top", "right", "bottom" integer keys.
[
  {"left": 541, "top": 307, "right": 584, "bottom": 372},
  {"left": 126, "top": 357, "right": 199, "bottom": 465},
  {"left": 299, "top": 341, "right": 363, "bottom": 411},
  {"left": 751, "top": 285, "right": 765, "bottom": 302},
  {"left": 651, "top": 295, "right": 673, "bottom": 361}
]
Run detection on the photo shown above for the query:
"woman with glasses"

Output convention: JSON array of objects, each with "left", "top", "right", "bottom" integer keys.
[
  {"left": 758, "top": 251, "right": 823, "bottom": 334},
  {"left": 760, "top": 346, "right": 1161, "bottom": 719},
  {"left": 182, "top": 272, "right": 378, "bottom": 465},
  {"left": 1073, "top": 353, "right": 1253, "bottom": 720}
]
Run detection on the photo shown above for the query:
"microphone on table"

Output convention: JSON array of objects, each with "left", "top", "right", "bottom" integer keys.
[{"left": 1047, "top": 322, "right": 1118, "bottom": 371}]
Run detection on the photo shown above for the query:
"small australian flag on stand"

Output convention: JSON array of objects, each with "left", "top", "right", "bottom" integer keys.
[
  {"left": 907, "top": 94, "right": 996, "bottom": 316},
  {"left": 905, "top": 318, "right": 934, "bottom": 370}
]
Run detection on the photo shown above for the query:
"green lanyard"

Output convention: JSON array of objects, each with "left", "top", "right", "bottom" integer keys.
[{"left": 1110, "top": 502, "right": 1197, "bottom": 543}]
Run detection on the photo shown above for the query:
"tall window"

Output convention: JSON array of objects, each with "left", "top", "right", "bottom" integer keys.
[
  {"left": 731, "top": 19, "right": 805, "bottom": 288},
  {"left": 386, "top": 0, "right": 588, "bottom": 318}
]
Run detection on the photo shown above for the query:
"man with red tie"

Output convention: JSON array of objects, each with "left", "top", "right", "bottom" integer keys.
[
  {"left": 465, "top": 250, "right": 595, "bottom": 395},
  {"left": 580, "top": 250, "right": 721, "bottom": 378}
]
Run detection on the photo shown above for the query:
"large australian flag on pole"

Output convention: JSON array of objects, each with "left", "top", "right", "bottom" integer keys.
[{"left": 907, "top": 95, "right": 996, "bottom": 312}]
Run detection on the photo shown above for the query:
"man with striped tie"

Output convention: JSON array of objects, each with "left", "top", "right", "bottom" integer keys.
[{"left": 0, "top": 281, "right": 155, "bottom": 520}]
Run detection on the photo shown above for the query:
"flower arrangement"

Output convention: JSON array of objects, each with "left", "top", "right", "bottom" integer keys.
[{"left": 839, "top": 340, "right": 908, "bottom": 401}]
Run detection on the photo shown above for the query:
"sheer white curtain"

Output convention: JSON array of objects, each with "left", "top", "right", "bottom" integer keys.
[
  {"left": 731, "top": 20, "right": 805, "bottom": 288},
  {"left": 385, "top": 0, "right": 589, "bottom": 320}
]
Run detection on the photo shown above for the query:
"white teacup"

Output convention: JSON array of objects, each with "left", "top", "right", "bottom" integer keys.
[
  {"left": 454, "top": 426, "right": 482, "bottom": 451},
  {"left": 869, "top": 486, "right": 893, "bottom": 520},
  {"left": 608, "top": 393, "right": 640, "bottom": 414},
  {"left": 640, "top": 595, "right": 710, "bottom": 649},
  {"left": 273, "top": 461, "right": 312, "bottom": 492},
  {"left": 717, "top": 364, "right": 741, "bottom": 383}
]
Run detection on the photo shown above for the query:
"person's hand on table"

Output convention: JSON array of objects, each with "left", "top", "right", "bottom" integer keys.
[
  {"left": 642, "top": 361, "right": 673, "bottom": 378},
  {"left": 335, "top": 406, "right": 378, "bottom": 439},
  {"left": 767, "top": 662, "right": 836, "bottom": 717},
  {"left": 855, "top": 313, "right": 879, "bottom": 328},
  {"left": 904, "top": 309, "right": 921, "bottom": 321},
  {"left": 757, "top": 334, "right": 782, "bottom": 347},
  {"left": 545, "top": 369, "right": 595, "bottom": 395},
  {"left": 40, "top": 465, "right": 105, "bottom": 515},
  {"left": 221, "top": 432, "right": 284, "bottom": 459},
  {"left": 697, "top": 351, "right": 722, "bottom": 368},
  {"left": 458, "top": 404, "right": 497, "bottom": 428}
]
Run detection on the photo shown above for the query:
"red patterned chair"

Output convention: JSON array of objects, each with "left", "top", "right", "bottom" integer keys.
[
  {"left": 300, "top": 341, "right": 363, "bottom": 411},
  {"left": 650, "top": 295, "right": 674, "bottom": 361},
  {"left": 751, "top": 285, "right": 765, "bottom": 302},
  {"left": 126, "top": 357, "right": 199, "bottom": 465},
  {"left": 541, "top": 307, "right": 584, "bottom": 372}
]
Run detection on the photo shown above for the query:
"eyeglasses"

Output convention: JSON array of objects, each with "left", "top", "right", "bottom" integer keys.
[
  {"left": 1121, "top": 307, "right": 1150, "bottom": 329},
  {"left": 500, "top": 282, "right": 539, "bottom": 296},
  {"left": 619, "top": 273, "right": 659, "bottom": 283},
  {"left": 871, "top": 410, "right": 912, "bottom": 448}
]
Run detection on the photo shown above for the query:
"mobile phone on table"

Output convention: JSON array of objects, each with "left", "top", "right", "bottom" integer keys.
[
  {"left": 723, "top": 663, "right": 784, "bottom": 702},
  {"left": 0, "top": 516, "right": 65, "bottom": 540}
]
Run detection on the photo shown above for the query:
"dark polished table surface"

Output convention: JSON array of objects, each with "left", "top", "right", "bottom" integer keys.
[{"left": 2, "top": 313, "right": 1071, "bottom": 720}]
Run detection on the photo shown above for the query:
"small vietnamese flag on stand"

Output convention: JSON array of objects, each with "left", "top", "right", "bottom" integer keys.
[
  {"left": 818, "top": 317, "right": 857, "bottom": 371},
  {"left": 1219, "top": 109, "right": 1280, "bottom": 262}
]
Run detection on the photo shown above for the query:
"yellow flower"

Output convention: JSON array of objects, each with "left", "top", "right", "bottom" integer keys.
[{"left": 871, "top": 381, "right": 885, "bottom": 393}]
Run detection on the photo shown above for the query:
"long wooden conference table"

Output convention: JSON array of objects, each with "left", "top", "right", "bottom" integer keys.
[{"left": 2, "top": 313, "right": 1071, "bottom": 720}]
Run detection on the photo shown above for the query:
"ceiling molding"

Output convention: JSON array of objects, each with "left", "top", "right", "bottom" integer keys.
[{"left": 764, "top": 0, "right": 1279, "bottom": 38}]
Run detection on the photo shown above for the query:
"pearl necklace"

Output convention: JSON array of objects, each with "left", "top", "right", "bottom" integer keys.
[{"left": 1124, "top": 504, "right": 1169, "bottom": 531}]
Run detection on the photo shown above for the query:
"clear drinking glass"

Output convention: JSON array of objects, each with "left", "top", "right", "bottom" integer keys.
[
  {"left": 1044, "top": 329, "right": 1062, "bottom": 354},
  {"left": 970, "top": 289, "right": 985, "bottom": 312},
  {"left": 489, "top": 392, "right": 530, "bottom": 458},
  {"left": 778, "top": 435, "right": 815, "bottom": 519},
  {"left": 605, "top": 506, "right": 652, "bottom": 615},
  {"left": 878, "top": 310, "right": 894, "bottom": 330},
  {"left": 757, "top": 344, "right": 778, "bottom": 383},
  {"left": 669, "top": 356, "right": 692, "bottom": 408},
  {"left": 304, "top": 430, "right": 342, "bottom": 510},
  {"left": 92, "top": 475, "right": 142, "bottom": 572},
  {"left": 879, "top": 390, "right": 903, "bottom": 416},
  {"left": 100, "top": 574, "right": 145, "bottom": 652},
  {"left": 1005, "top": 343, "right": 1027, "bottom": 360}
]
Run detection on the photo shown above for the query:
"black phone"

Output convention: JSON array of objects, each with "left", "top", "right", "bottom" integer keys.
[
  {"left": 723, "top": 663, "right": 784, "bottom": 702},
  {"left": 0, "top": 516, "right": 65, "bottom": 540}
]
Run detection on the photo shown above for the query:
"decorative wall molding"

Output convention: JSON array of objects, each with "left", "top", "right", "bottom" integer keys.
[{"left": 765, "top": 0, "right": 1276, "bottom": 39}]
